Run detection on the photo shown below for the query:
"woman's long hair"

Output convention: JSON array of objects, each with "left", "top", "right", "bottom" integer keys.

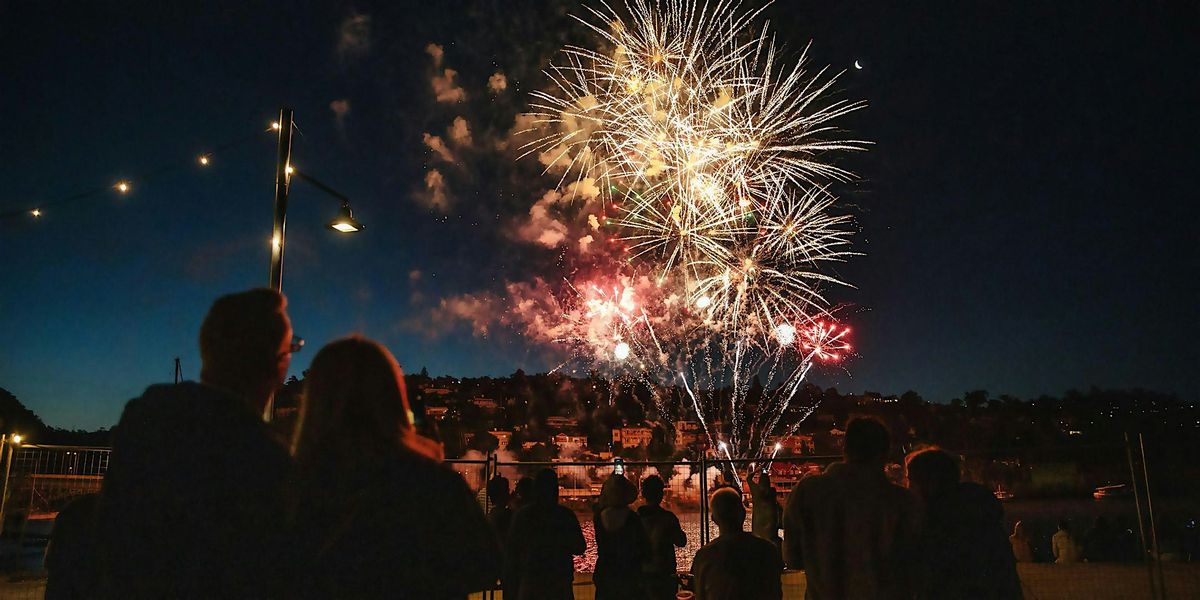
[{"left": 292, "top": 336, "right": 435, "bottom": 470}]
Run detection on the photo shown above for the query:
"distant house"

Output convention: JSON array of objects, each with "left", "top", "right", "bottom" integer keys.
[
  {"left": 421, "top": 387, "right": 454, "bottom": 396},
  {"left": 489, "top": 430, "right": 513, "bottom": 448},
  {"left": 546, "top": 416, "right": 578, "bottom": 429},
  {"left": 425, "top": 406, "right": 449, "bottom": 421},
  {"left": 553, "top": 432, "right": 588, "bottom": 447},
  {"left": 471, "top": 397, "right": 499, "bottom": 411},
  {"left": 612, "top": 426, "right": 654, "bottom": 448},
  {"left": 769, "top": 433, "right": 815, "bottom": 454}
]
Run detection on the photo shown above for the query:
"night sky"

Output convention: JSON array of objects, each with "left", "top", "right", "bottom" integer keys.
[{"left": 2, "top": 1, "right": 1196, "bottom": 430}]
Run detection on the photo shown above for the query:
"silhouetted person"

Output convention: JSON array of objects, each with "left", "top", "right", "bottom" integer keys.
[
  {"left": 514, "top": 475, "right": 535, "bottom": 510},
  {"left": 783, "top": 417, "right": 920, "bottom": 600},
  {"left": 488, "top": 474, "right": 515, "bottom": 542},
  {"left": 290, "top": 337, "right": 500, "bottom": 598},
  {"left": 638, "top": 474, "right": 687, "bottom": 600},
  {"left": 691, "top": 487, "right": 783, "bottom": 600},
  {"left": 44, "top": 493, "right": 99, "bottom": 600},
  {"left": 94, "top": 289, "right": 294, "bottom": 598},
  {"left": 594, "top": 473, "right": 649, "bottom": 599},
  {"left": 488, "top": 474, "right": 517, "bottom": 595},
  {"left": 906, "top": 448, "right": 1022, "bottom": 599},
  {"left": 1084, "top": 516, "right": 1118, "bottom": 562},
  {"left": 1052, "top": 519, "right": 1082, "bottom": 564},
  {"left": 507, "top": 468, "right": 587, "bottom": 600},
  {"left": 1010, "top": 521, "right": 1035, "bottom": 563},
  {"left": 748, "top": 471, "right": 782, "bottom": 549}
]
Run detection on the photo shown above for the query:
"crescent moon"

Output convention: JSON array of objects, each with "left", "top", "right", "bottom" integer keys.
[{"left": 854, "top": 60, "right": 863, "bottom": 70}]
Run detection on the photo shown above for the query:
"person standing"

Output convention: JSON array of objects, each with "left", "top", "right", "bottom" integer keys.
[
  {"left": 593, "top": 474, "right": 649, "bottom": 600},
  {"left": 93, "top": 289, "right": 295, "bottom": 598},
  {"left": 905, "top": 448, "right": 1022, "bottom": 599},
  {"left": 1052, "top": 519, "right": 1082, "bottom": 564},
  {"left": 691, "top": 488, "right": 784, "bottom": 600},
  {"left": 289, "top": 337, "right": 500, "bottom": 598},
  {"left": 783, "top": 417, "right": 921, "bottom": 600},
  {"left": 507, "top": 468, "right": 587, "bottom": 600},
  {"left": 1010, "top": 521, "right": 1035, "bottom": 563},
  {"left": 638, "top": 475, "right": 687, "bottom": 600},
  {"left": 748, "top": 471, "right": 783, "bottom": 550}
]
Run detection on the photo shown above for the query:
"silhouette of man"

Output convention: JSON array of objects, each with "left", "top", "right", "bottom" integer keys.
[
  {"left": 691, "top": 487, "right": 783, "bottom": 600},
  {"left": 507, "top": 468, "right": 587, "bottom": 600},
  {"left": 638, "top": 474, "right": 687, "bottom": 600},
  {"left": 905, "top": 447, "right": 1022, "bottom": 599},
  {"left": 783, "top": 417, "right": 920, "bottom": 599},
  {"left": 94, "top": 289, "right": 295, "bottom": 598},
  {"left": 748, "top": 471, "right": 782, "bottom": 549}
]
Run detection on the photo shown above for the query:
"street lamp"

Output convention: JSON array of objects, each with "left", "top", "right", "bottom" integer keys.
[{"left": 268, "top": 107, "right": 363, "bottom": 292}]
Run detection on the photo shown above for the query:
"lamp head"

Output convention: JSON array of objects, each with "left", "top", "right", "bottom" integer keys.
[{"left": 328, "top": 203, "right": 363, "bottom": 233}]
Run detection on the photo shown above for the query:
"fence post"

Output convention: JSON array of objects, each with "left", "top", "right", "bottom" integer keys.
[
  {"left": 1126, "top": 432, "right": 1157, "bottom": 599},
  {"left": 1139, "top": 433, "right": 1167, "bottom": 600},
  {"left": 699, "top": 455, "right": 708, "bottom": 545}
]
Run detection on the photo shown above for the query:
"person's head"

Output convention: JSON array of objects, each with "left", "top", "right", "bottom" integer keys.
[
  {"left": 292, "top": 336, "right": 415, "bottom": 466},
  {"left": 709, "top": 487, "right": 746, "bottom": 534},
  {"left": 198, "top": 288, "right": 292, "bottom": 410},
  {"left": 843, "top": 417, "right": 891, "bottom": 464},
  {"left": 514, "top": 476, "right": 534, "bottom": 505},
  {"left": 641, "top": 474, "right": 666, "bottom": 506},
  {"left": 533, "top": 468, "right": 560, "bottom": 504},
  {"left": 599, "top": 474, "right": 637, "bottom": 509},
  {"left": 904, "top": 447, "right": 960, "bottom": 501},
  {"left": 487, "top": 475, "right": 511, "bottom": 508}
]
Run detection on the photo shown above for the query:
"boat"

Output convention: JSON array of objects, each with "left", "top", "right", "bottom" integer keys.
[{"left": 1093, "top": 484, "right": 1132, "bottom": 500}]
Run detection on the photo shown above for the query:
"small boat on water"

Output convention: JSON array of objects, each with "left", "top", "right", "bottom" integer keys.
[{"left": 1093, "top": 484, "right": 1132, "bottom": 500}]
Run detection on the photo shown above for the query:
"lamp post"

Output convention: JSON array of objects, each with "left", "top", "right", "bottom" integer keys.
[
  {"left": 0, "top": 433, "right": 22, "bottom": 534},
  {"left": 267, "top": 107, "right": 363, "bottom": 293}
]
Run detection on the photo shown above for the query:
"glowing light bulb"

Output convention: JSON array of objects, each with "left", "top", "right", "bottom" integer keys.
[
  {"left": 31, "top": 209, "right": 41, "bottom": 218},
  {"left": 271, "top": 235, "right": 281, "bottom": 250},
  {"left": 11, "top": 434, "right": 22, "bottom": 445},
  {"left": 271, "top": 121, "right": 281, "bottom": 130},
  {"left": 695, "top": 295, "right": 712, "bottom": 309},
  {"left": 774, "top": 442, "right": 782, "bottom": 451},
  {"left": 198, "top": 155, "right": 210, "bottom": 166},
  {"left": 115, "top": 181, "right": 130, "bottom": 193},
  {"left": 285, "top": 165, "right": 294, "bottom": 175},
  {"left": 614, "top": 342, "right": 631, "bottom": 360},
  {"left": 774, "top": 323, "right": 796, "bottom": 346}
]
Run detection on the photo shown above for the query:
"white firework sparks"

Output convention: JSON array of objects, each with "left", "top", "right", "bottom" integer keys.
[{"left": 522, "top": 0, "right": 866, "bottom": 460}]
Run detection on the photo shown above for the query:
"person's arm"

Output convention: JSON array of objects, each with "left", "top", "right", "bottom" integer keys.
[
  {"left": 566, "top": 508, "right": 587, "bottom": 555},
  {"left": 671, "top": 512, "right": 688, "bottom": 547},
  {"left": 782, "top": 482, "right": 804, "bottom": 569},
  {"left": 435, "top": 472, "right": 502, "bottom": 593}
]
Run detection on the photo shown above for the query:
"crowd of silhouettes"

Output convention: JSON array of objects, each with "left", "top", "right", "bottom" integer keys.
[{"left": 38, "top": 288, "right": 1123, "bottom": 599}]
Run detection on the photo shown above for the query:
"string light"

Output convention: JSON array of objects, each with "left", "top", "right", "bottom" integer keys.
[{"left": 1, "top": 114, "right": 305, "bottom": 223}]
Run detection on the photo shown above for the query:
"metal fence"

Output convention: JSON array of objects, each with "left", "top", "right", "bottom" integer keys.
[{"left": 0, "top": 443, "right": 1197, "bottom": 600}]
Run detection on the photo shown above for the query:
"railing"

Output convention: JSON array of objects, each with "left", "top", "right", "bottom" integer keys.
[{"left": 0, "top": 442, "right": 1195, "bottom": 600}]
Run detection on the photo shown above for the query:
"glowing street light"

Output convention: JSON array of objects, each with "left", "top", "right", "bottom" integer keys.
[
  {"left": 115, "top": 181, "right": 130, "bottom": 194},
  {"left": 268, "top": 108, "right": 364, "bottom": 293},
  {"left": 328, "top": 203, "right": 363, "bottom": 233}
]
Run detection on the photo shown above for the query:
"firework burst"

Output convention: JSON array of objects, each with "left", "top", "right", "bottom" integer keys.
[{"left": 521, "top": 0, "right": 866, "bottom": 460}]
